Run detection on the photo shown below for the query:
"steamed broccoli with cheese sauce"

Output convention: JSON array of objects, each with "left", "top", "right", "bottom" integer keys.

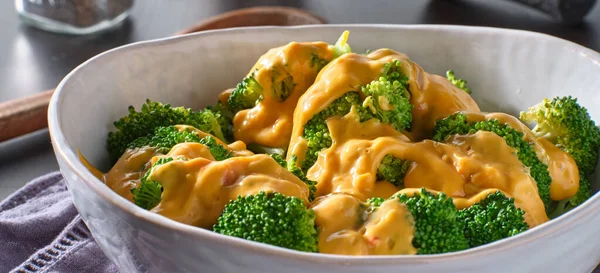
[
  {"left": 97, "top": 35, "right": 600, "bottom": 258},
  {"left": 107, "top": 100, "right": 232, "bottom": 161},
  {"left": 295, "top": 55, "right": 413, "bottom": 172},
  {"left": 392, "top": 189, "right": 469, "bottom": 254},
  {"left": 433, "top": 113, "right": 553, "bottom": 209},
  {"left": 521, "top": 96, "right": 600, "bottom": 216}
]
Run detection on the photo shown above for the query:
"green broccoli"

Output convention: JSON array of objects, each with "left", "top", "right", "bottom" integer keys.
[
  {"left": 520, "top": 96, "right": 600, "bottom": 177},
  {"left": 227, "top": 70, "right": 263, "bottom": 114},
  {"left": 392, "top": 188, "right": 469, "bottom": 254},
  {"left": 213, "top": 191, "right": 318, "bottom": 252},
  {"left": 299, "top": 60, "right": 413, "bottom": 172},
  {"left": 361, "top": 60, "right": 413, "bottom": 131},
  {"left": 228, "top": 71, "right": 264, "bottom": 113},
  {"left": 548, "top": 177, "right": 592, "bottom": 218},
  {"left": 376, "top": 154, "right": 411, "bottom": 187},
  {"left": 199, "top": 136, "right": 233, "bottom": 161},
  {"left": 310, "top": 53, "right": 329, "bottom": 71},
  {"left": 287, "top": 155, "right": 317, "bottom": 202},
  {"left": 269, "top": 154, "right": 317, "bottom": 201},
  {"left": 131, "top": 157, "right": 175, "bottom": 210},
  {"left": 446, "top": 70, "right": 472, "bottom": 94},
  {"left": 228, "top": 31, "right": 352, "bottom": 114},
  {"left": 458, "top": 191, "right": 528, "bottom": 248},
  {"left": 520, "top": 96, "right": 599, "bottom": 216},
  {"left": 366, "top": 197, "right": 385, "bottom": 207},
  {"left": 107, "top": 100, "right": 231, "bottom": 161},
  {"left": 206, "top": 101, "right": 234, "bottom": 141},
  {"left": 128, "top": 126, "right": 202, "bottom": 153},
  {"left": 301, "top": 92, "right": 363, "bottom": 171},
  {"left": 269, "top": 153, "right": 287, "bottom": 168},
  {"left": 433, "top": 113, "right": 552, "bottom": 209},
  {"left": 128, "top": 126, "right": 231, "bottom": 161}
]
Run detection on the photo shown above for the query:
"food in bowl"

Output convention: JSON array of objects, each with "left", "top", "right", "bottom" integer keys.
[{"left": 83, "top": 31, "right": 600, "bottom": 256}]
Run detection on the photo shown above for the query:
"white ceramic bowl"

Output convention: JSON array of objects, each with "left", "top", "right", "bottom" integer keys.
[{"left": 48, "top": 25, "right": 600, "bottom": 273}]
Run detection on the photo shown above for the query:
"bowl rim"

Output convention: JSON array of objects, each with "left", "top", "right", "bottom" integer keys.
[{"left": 48, "top": 24, "right": 600, "bottom": 265}]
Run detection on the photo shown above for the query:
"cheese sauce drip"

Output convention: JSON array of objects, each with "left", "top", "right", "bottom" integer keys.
[
  {"left": 103, "top": 125, "right": 257, "bottom": 208},
  {"left": 311, "top": 193, "right": 416, "bottom": 255},
  {"left": 288, "top": 49, "right": 479, "bottom": 164},
  {"left": 149, "top": 150, "right": 309, "bottom": 228},
  {"left": 308, "top": 110, "right": 549, "bottom": 227},
  {"left": 227, "top": 41, "right": 335, "bottom": 149},
  {"left": 461, "top": 112, "right": 580, "bottom": 201}
]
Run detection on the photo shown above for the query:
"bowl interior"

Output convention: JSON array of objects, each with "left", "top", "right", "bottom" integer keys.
[{"left": 55, "top": 25, "right": 600, "bottom": 195}]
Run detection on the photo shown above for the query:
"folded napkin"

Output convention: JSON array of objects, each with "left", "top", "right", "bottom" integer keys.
[
  {"left": 1, "top": 172, "right": 118, "bottom": 273},
  {"left": 1, "top": 172, "right": 599, "bottom": 273}
]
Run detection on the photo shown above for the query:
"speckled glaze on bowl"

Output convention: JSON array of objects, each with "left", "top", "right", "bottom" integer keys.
[{"left": 48, "top": 25, "right": 600, "bottom": 273}]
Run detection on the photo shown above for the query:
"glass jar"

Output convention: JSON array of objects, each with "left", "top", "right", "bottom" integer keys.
[{"left": 15, "top": 0, "right": 134, "bottom": 35}]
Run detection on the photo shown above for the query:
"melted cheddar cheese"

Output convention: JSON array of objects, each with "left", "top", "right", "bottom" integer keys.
[
  {"left": 312, "top": 193, "right": 416, "bottom": 255},
  {"left": 226, "top": 41, "right": 336, "bottom": 149},
  {"left": 92, "top": 44, "right": 585, "bottom": 256}
]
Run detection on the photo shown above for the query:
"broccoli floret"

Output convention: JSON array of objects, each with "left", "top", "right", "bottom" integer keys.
[
  {"left": 361, "top": 60, "right": 413, "bottom": 131},
  {"left": 213, "top": 192, "right": 318, "bottom": 252},
  {"left": 131, "top": 157, "right": 174, "bottom": 210},
  {"left": 310, "top": 53, "right": 329, "bottom": 71},
  {"left": 458, "top": 191, "right": 528, "bottom": 248},
  {"left": 269, "top": 154, "right": 287, "bottom": 168},
  {"left": 548, "top": 177, "right": 592, "bottom": 218},
  {"left": 446, "top": 70, "right": 472, "bottom": 94},
  {"left": 269, "top": 154, "right": 317, "bottom": 201},
  {"left": 377, "top": 154, "right": 411, "bottom": 187},
  {"left": 107, "top": 100, "right": 231, "bottom": 161},
  {"left": 366, "top": 197, "right": 385, "bottom": 207},
  {"left": 206, "top": 101, "right": 234, "bottom": 141},
  {"left": 128, "top": 126, "right": 231, "bottom": 161},
  {"left": 433, "top": 113, "right": 552, "bottom": 209},
  {"left": 228, "top": 71, "right": 264, "bottom": 113},
  {"left": 128, "top": 126, "right": 202, "bottom": 153},
  {"left": 287, "top": 155, "right": 317, "bottom": 202},
  {"left": 393, "top": 188, "right": 469, "bottom": 254},
  {"left": 199, "top": 136, "right": 232, "bottom": 161},
  {"left": 302, "top": 92, "right": 363, "bottom": 171},
  {"left": 300, "top": 60, "right": 413, "bottom": 172},
  {"left": 520, "top": 96, "right": 600, "bottom": 177}
]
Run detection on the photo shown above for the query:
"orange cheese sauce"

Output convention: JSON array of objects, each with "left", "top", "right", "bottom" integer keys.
[
  {"left": 104, "top": 141, "right": 309, "bottom": 229},
  {"left": 228, "top": 41, "right": 336, "bottom": 149},
  {"left": 312, "top": 193, "right": 416, "bottom": 255},
  {"left": 94, "top": 43, "right": 585, "bottom": 256},
  {"left": 288, "top": 48, "right": 480, "bottom": 163},
  {"left": 150, "top": 151, "right": 309, "bottom": 228},
  {"left": 461, "top": 112, "right": 580, "bottom": 201},
  {"left": 307, "top": 110, "right": 549, "bottom": 227}
]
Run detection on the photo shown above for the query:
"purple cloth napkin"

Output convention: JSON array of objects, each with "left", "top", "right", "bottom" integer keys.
[{"left": 0, "top": 172, "right": 118, "bottom": 273}]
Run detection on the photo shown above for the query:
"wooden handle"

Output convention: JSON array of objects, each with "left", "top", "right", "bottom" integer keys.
[
  {"left": 0, "top": 90, "right": 54, "bottom": 142},
  {"left": 0, "top": 6, "right": 324, "bottom": 142},
  {"left": 176, "top": 6, "right": 325, "bottom": 35}
]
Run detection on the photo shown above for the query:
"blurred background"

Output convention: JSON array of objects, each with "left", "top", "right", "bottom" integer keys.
[{"left": 1, "top": 0, "right": 599, "bottom": 199}]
